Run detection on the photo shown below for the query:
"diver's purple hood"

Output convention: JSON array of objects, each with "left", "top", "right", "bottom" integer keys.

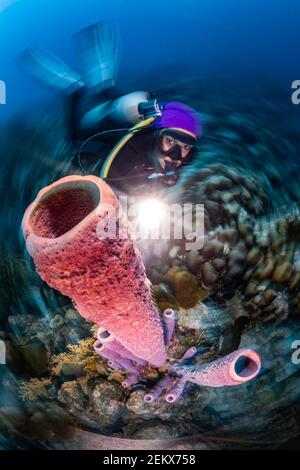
[{"left": 153, "top": 102, "right": 202, "bottom": 140}]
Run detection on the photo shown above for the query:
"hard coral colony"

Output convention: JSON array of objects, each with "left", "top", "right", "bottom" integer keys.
[{"left": 22, "top": 175, "right": 261, "bottom": 402}]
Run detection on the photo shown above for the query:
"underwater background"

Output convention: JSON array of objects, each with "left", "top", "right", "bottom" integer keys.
[{"left": 1, "top": 0, "right": 300, "bottom": 450}]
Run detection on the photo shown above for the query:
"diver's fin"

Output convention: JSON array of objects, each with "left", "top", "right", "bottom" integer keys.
[
  {"left": 17, "top": 48, "right": 85, "bottom": 94},
  {"left": 74, "top": 19, "right": 121, "bottom": 95}
]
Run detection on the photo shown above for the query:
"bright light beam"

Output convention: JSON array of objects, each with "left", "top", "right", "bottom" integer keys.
[{"left": 135, "top": 198, "right": 167, "bottom": 237}]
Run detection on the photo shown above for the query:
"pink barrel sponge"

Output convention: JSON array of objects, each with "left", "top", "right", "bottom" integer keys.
[{"left": 22, "top": 175, "right": 167, "bottom": 367}]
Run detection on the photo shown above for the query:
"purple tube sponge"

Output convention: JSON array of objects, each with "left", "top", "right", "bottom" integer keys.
[
  {"left": 97, "top": 328, "right": 147, "bottom": 366},
  {"left": 169, "top": 349, "right": 261, "bottom": 389},
  {"left": 165, "top": 377, "right": 187, "bottom": 402},
  {"left": 144, "top": 376, "right": 173, "bottom": 403},
  {"left": 162, "top": 308, "right": 176, "bottom": 346},
  {"left": 164, "top": 349, "right": 261, "bottom": 402},
  {"left": 180, "top": 347, "right": 198, "bottom": 361},
  {"left": 107, "top": 360, "right": 124, "bottom": 370},
  {"left": 94, "top": 341, "right": 139, "bottom": 375},
  {"left": 122, "top": 374, "right": 139, "bottom": 389}
]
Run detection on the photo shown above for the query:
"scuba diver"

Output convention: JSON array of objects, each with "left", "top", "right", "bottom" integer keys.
[{"left": 18, "top": 20, "right": 202, "bottom": 192}]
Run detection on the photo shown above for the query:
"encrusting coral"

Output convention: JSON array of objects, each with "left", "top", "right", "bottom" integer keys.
[
  {"left": 50, "top": 338, "right": 105, "bottom": 376},
  {"left": 19, "top": 378, "right": 52, "bottom": 401},
  {"left": 146, "top": 164, "right": 300, "bottom": 329}
]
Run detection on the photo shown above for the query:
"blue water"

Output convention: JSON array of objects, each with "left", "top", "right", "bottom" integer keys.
[{"left": 0, "top": 0, "right": 299, "bottom": 121}]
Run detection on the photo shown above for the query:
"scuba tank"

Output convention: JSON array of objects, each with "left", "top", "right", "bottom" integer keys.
[{"left": 79, "top": 91, "right": 156, "bottom": 135}]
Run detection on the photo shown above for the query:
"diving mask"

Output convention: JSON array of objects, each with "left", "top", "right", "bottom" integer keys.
[{"left": 156, "top": 130, "right": 196, "bottom": 164}]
